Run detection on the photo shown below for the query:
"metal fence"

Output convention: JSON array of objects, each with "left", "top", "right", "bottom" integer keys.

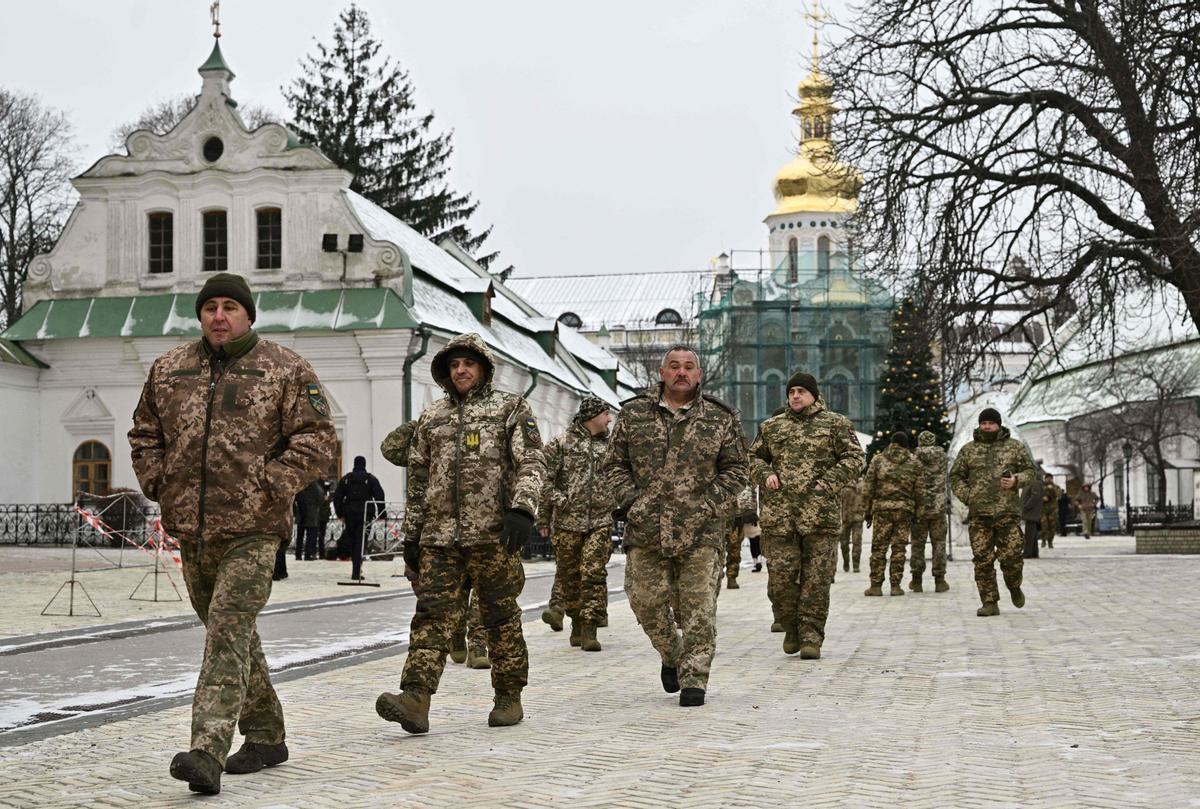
[
  {"left": 0, "top": 504, "right": 84, "bottom": 545},
  {"left": 1128, "top": 504, "right": 1195, "bottom": 528}
]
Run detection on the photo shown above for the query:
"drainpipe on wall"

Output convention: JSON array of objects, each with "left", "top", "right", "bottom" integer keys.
[
  {"left": 523, "top": 369, "right": 539, "bottom": 399},
  {"left": 403, "top": 328, "right": 431, "bottom": 425}
]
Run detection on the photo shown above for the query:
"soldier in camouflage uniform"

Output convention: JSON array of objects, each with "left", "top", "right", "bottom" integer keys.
[
  {"left": 1041, "top": 473, "right": 1061, "bottom": 548},
  {"left": 540, "top": 395, "right": 615, "bottom": 652},
  {"left": 376, "top": 333, "right": 546, "bottom": 733},
  {"left": 910, "top": 430, "right": 950, "bottom": 592},
  {"left": 382, "top": 420, "right": 487, "bottom": 666},
  {"left": 837, "top": 479, "right": 866, "bottom": 574},
  {"left": 949, "top": 407, "right": 1036, "bottom": 616},
  {"left": 129, "top": 273, "right": 336, "bottom": 794},
  {"left": 750, "top": 373, "right": 863, "bottom": 659},
  {"left": 1075, "top": 483, "right": 1099, "bottom": 538},
  {"left": 863, "top": 432, "right": 923, "bottom": 597},
  {"left": 605, "top": 345, "right": 748, "bottom": 707}
]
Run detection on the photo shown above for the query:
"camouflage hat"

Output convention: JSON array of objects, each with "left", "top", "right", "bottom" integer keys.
[
  {"left": 576, "top": 395, "right": 608, "bottom": 422},
  {"left": 195, "top": 272, "right": 256, "bottom": 322}
]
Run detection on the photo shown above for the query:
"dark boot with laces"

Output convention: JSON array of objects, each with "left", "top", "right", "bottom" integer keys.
[{"left": 225, "top": 741, "right": 289, "bottom": 774}]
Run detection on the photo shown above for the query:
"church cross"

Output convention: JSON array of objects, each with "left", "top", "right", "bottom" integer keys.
[
  {"left": 210, "top": 0, "right": 222, "bottom": 39},
  {"left": 802, "top": 0, "right": 830, "bottom": 71}
]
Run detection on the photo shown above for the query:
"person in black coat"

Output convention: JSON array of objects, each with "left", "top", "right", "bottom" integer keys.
[
  {"left": 1057, "top": 490, "right": 1072, "bottom": 536},
  {"left": 333, "top": 456, "right": 386, "bottom": 580},
  {"left": 296, "top": 478, "right": 326, "bottom": 560}
]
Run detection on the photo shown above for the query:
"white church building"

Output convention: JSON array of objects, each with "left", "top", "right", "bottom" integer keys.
[{"left": 0, "top": 38, "right": 626, "bottom": 505}]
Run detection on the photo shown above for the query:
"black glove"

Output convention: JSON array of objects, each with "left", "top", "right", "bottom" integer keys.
[
  {"left": 403, "top": 538, "right": 421, "bottom": 571},
  {"left": 501, "top": 508, "right": 535, "bottom": 555},
  {"left": 864, "top": 514, "right": 873, "bottom": 529},
  {"left": 740, "top": 510, "right": 759, "bottom": 526},
  {"left": 612, "top": 506, "right": 628, "bottom": 523}
]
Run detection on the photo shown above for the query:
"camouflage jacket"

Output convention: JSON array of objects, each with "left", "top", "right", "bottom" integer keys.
[
  {"left": 915, "top": 431, "right": 949, "bottom": 518},
  {"left": 541, "top": 421, "right": 615, "bottom": 532},
  {"left": 1075, "top": 488, "right": 1099, "bottom": 513},
  {"left": 1042, "top": 482, "right": 1062, "bottom": 515},
  {"left": 604, "top": 384, "right": 749, "bottom": 557},
  {"left": 403, "top": 333, "right": 546, "bottom": 547},
  {"left": 380, "top": 420, "right": 418, "bottom": 467},
  {"left": 863, "top": 444, "right": 924, "bottom": 517},
  {"left": 749, "top": 401, "right": 864, "bottom": 534},
  {"left": 128, "top": 332, "right": 337, "bottom": 544},
  {"left": 949, "top": 427, "right": 1036, "bottom": 520},
  {"left": 839, "top": 479, "right": 867, "bottom": 524}
]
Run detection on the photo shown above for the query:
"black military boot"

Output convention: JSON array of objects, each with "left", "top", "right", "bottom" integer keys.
[
  {"left": 225, "top": 741, "right": 289, "bottom": 774},
  {"left": 1010, "top": 586, "right": 1026, "bottom": 608},
  {"left": 909, "top": 576, "right": 923, "bottom": 593},
  {"left": 660, "top": 664, "right": 680, "bottom": 693},
  {"left": 170, "top": 749, "right": 222, "bottom": 794},
  {"left": 679, "top": 687, "right": 706, "bottom": 707}
]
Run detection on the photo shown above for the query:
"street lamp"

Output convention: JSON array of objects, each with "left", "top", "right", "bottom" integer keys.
[{"left": 1122, "top": 441, "right": 1133, "bottom": 531}]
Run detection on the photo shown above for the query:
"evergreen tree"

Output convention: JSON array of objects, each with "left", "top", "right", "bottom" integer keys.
[
  {"left": 868, "top": 297, "right": 952, "bottom": 464},
  {"left": 283, "top": 4, "right": 499, "bottom": 265}
]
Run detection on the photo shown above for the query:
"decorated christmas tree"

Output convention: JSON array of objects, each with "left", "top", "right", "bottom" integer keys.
[{"left": 867, "top": 297, "right": 952, "bottom": 464}]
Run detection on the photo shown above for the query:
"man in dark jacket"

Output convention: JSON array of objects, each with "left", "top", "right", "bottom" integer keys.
[
  {"left": 1021, "top": 472, "right": 1045, "bottom": 558},
  {"left": 296, "top": 479, "right": 326, "bottom": 561},
  {"left": 333, "top": 457, "right": 386, "bottom": 581}
]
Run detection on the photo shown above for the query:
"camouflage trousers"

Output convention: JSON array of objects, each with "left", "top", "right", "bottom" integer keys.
[
  {"left": 626, "top": 545, "right": 722, "bottom": 691},
  {"left": 909, "top": 513, "right": 948, "bottom": 579},
  {"left": 402, "top": 542, "right": 528, "bottom": 695},
  {"left": 837, "top": 521, "right": 863, "bottom": 570},
  {"left": 767, "top": 531, "right": 836, "bottom": 647},
  {"left": 553, "top": 526, "right": 611, "bottom": 623},
  {"left": 453, "top": 587, "right": 486, "bottom": 650},
  {"left": 1040, "top": 512, "right": 1057, "bottom": 545},
  {"left": 760, "top": 532, "right": 783, "bottom": 624},
  {"left": 179, "top": 534, "right": 283, "bottom": 766},
  {"left": 549, "top": 536, "right": 611, "bottom": 621},
  {"left": 869, "top": 512, "right": 911, "bottom": 587},
  {"left": 1081, "top": 510, "right": 1097, "bottom": 536},
  {"left": 725, "top": 523, "right": 743, "bottom": 579},
  {"left": 968, "top": 515, "right": 1024, "bottom": 605}
]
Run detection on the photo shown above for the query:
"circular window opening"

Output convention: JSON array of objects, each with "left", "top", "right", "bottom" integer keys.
[{"left": 202, "top": 136, "right": 224, "bottom": 163}]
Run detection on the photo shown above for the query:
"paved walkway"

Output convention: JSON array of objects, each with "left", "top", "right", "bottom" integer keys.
[{"left": 1, "top": 534, "right": 1198, "bottom": 807}]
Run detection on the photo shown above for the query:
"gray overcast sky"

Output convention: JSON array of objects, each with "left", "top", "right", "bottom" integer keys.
[{"left": 1, "top": 0, "right": 851, "bottom": 279}]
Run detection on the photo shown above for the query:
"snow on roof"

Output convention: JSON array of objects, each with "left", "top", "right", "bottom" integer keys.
[
  {"left": 507, "top": 272, "right": 714, "bottom": 331},
  {"left": 555, "top": 324, "right": 617, "bottom": 371},
  {"left": 345, "top": 191, "right": 478, "bottom": 288},
  {"left": 1009, "top": 287, "right": 1200, "bottom": 426}
]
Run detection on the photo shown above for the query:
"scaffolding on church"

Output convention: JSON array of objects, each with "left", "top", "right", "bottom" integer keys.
[{"left": 698, "top": 247, "right": 895, "bottom": 440}]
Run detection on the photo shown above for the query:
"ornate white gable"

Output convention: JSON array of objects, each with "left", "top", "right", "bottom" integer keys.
[{"left": 61, "top": 387, "right": 114, "bottom": 437}]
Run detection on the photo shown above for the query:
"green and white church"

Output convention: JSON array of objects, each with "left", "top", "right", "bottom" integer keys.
[{"left": 0, "top": 37, "right": 627, "bottom": 505}]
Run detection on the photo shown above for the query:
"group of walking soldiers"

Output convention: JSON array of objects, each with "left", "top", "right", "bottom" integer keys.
[{"left": 129, "top": 272, "right": 1037, "bottom": 795}]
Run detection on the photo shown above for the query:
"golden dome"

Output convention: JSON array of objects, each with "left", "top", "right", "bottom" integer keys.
[{"left": 769, "top": 68, "right": 862, "bottom": 216}]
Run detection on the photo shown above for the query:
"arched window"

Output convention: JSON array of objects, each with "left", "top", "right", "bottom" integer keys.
[
  {"left": 557, "top": 311, "right": 583, "bottom": 329},
  {"left": 148, "top": 212, "right": 174, "bottom": 274},
  {"left": 827, "top": 376, "right": 850, "bottom": 415},
  {"left": 256, "top": 207, "right": 282, "bottom": 269},
  {"left": 202, "top": 210, "right": 228, "bottom": 273},
  {"left": 655, "top": 308, "right": 683, "bottom": 326},
  {"left": 817, "top": 235, "right": 831, "bottom": 272},
  {"left": 73, "top": 441, "right": 111, "bottom": 497},
  {"left": 787, "top": 237, "right": 799, "bottom": 283}
]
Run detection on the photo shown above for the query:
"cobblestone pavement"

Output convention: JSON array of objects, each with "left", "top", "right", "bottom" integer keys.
[{"left": 1, "top": 534, "right": 1198, "bottom": 807}]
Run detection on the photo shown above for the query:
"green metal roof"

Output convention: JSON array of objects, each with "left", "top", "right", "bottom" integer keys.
[
  {"left": 0, "top": 338, "right": 46, "bottom": 368},
  {"left": 198, "top": 40, "right": 235, "bottom": 78},
  {"left": 0, "top": 289, "right": 419, "bottom": 341}
]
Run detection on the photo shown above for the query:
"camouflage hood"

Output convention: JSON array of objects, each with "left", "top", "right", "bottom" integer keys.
[
  {"left": 431, "top": 333, "right": 497, "bottom": 396},
  {"left": 914, "top": 431, "right": 949, "bottom": 517},
  {"left": 918, "top": 430, "right": 938, "bottom": 447}
]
